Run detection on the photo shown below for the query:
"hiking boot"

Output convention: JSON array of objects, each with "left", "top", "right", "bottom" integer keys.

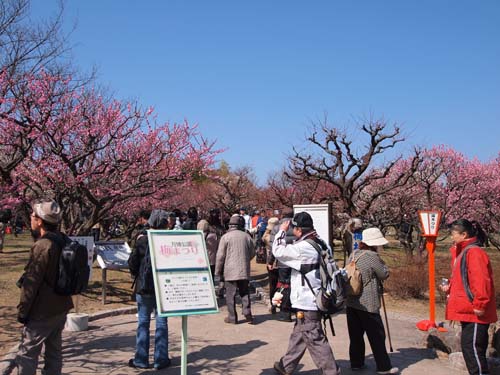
[
  {"left": 377, "top": 367, "right": 399, "bottom": 374},
  {"left": 273, "top": 360, "right": 291, "bottom": 375}
]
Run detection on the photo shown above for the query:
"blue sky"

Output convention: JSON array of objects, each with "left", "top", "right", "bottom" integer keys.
[{"left": 32, "top": 1, "right": 500, "bottom": 184}]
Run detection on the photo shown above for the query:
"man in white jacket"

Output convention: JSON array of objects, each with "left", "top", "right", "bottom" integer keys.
[{"left": 272, "top": 212, "right": 340, "bottom": 375}]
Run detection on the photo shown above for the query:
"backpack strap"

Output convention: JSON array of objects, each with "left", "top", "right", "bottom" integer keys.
[
  {"left": 459, "top": 243, "right": 478, "bottom": 302},
  {"left": 351, "top": 251, "right": 365, "bottom": 263}
]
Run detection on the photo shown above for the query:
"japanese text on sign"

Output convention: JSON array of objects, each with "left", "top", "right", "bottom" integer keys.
[{"left": 418, "top": 210, "right": 442, "bottom": 237}]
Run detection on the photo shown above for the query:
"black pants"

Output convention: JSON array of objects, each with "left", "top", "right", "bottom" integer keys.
[
  {"left": 461, "top": 322, "right": 490, "bottom": 375},
  {"left": 268, "top": 269, "right": 279, "bottom": 305},
  {"left": 346, "top": 307, "right": 392, "bottom": 371}
]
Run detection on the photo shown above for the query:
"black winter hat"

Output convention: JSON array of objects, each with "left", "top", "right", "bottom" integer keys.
[
  {"left": 229, "top": 215, "right": 245, "bottom": 228},
  {"left": 291, "top": 212, "right": 314, "bottom": 229}
]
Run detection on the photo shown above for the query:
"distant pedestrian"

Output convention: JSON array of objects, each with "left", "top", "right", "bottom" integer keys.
[
  {"left": 197, "top": 219, "right": 220, "bottom": 281},
  {"left": 129, "top": 209, "right": 151, "bottom": 248},
  {"left": 343, "top": 218, "right": 363, "bottom": 258},
  {"left": 272, "top": 212, "right": 340, "bottom": 375},
  {"left": 270, "top": 211, "right": 295, "bottom": 322},
  {"left": 239, "top": 207, "right": 251, "bottom": 232},
  {"left": 441, "top": 219, "right": 497, "bottom": 375},
  {"left": 0, "top": 208, "right": 12, "bottom": 252},
  {"left": 346, "top": 227, "right": 398, "bottom": 374},
  {"left": 128, "top": 209, "right": 171, "bottom": 370},
  {"left": 215, "top": 215, "right": 255, "bottom": 324},
  {"left": 15, "top": 199, "right": 73, "bottom": 375},
  {"left": 0, "top": 221, "right": 5, "bottom": 252},
  {"left": 262, "top": 217, "right": 280, "bottom": 313},
  {"left": 182, "top": 206, "right": 198, "bottom": 230},
  {"left": 208, "top": 208, "right": 226, "bottom": 297}
]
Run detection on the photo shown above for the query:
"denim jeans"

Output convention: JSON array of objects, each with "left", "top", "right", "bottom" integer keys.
[{"left": 134, "top": 294, "right": 169, "bottom": 368}]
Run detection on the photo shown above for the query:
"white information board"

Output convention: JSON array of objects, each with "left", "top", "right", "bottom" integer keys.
[
  {"left": 70, "top": 236, "right": 95, "bottom": 278},
  {"left": 293, "top": 204, "right": 333, "bottom": 247},
  {"left": 148, "top": 230, "right": 218, "bottom": 317},
  {"left": 95, "top": 241, "right": 131, "bottom": 270}
]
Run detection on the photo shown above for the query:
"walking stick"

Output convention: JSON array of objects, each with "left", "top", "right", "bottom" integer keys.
[{"left": 380, "top": 285, "right": 394, "bottom": 352}]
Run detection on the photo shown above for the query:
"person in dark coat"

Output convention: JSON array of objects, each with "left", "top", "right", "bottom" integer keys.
[
  {"left": 128, "top": 209, "right": 171, "bottom": 370},
  {"left": 181, "top": 206, "right": 198, "bottom": 230},
  {"left": 270, "top": 211, "right": 295, "bottom": 322},
  {"left": 15, "top": 199, "right": 73, "bottom": 375}
]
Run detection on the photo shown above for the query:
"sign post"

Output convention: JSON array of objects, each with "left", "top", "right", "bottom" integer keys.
[
  {"left": 95, "top": 241, "right": 131, "bottom": 304},
  {"left": 416, "top": 210, "right": 442, "bottom": 331},
  {"left": 148, "top": 230, "right": 219, "bottom": 375}
]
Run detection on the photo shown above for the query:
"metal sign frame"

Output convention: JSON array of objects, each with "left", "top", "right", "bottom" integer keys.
[{"left": 147, "top": 229, "right": 219, "bottom": 318}]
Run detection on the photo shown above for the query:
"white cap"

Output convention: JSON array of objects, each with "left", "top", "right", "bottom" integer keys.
[{"left": 361, "top": 227, "right": 388, "bottom": 246}]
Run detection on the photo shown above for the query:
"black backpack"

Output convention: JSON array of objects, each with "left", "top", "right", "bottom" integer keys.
[
  {"left": 136, "top": 244, "right": 155, "bottom": 295},
  {"left": 300, "top": 238, "right": 347, "bottom": 336},
  {"left": 129, "top": 233, "right": 155, "bottom": 295},
  {"left": 47, "top": 233, "right": 90, "bottom": 296}
]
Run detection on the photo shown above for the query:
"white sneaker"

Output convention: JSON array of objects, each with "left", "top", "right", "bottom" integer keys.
[{"left": 377, "top": 367, "right": 399, "bottom": 374}]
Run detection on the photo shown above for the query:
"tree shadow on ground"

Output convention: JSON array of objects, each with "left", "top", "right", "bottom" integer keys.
[
  {"left": 59, "top": 329, "right": 269, "bottom": 374},
  {"left": 259, "top": 364, "right": 318, "bottom": 375},
  {"left": 180, "top": 339, "right": 267, "bottom": 375},
  {"left": 332, "top": 346, "right": 439, "bottom": 374},
  {"left": 0, "top": 306, "right": 22, "bottom": 356},
  {"left": 61, "top": 331, "right": 137, "bottom": 374}
]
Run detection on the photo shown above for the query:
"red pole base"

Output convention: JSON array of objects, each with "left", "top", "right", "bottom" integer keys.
[{"left": 416, "top": 319, "right": 437, "bottom": 331}]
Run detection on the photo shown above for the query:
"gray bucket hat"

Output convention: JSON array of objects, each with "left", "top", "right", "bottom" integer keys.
[{"left": 32, "top": 199, "right": 62, "bottom": 224}]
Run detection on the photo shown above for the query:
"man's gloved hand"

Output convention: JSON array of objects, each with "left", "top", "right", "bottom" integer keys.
[{"left": 17, "top": 315, "right": 28, "bottom": 325}]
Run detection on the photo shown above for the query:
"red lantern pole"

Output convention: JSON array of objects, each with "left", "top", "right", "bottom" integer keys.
[
  {"left": 416, "top": 210, "right": 442, "bottom": 332},
  {"left": 426, "top": 237, "right": 436, "bottom": 326}
]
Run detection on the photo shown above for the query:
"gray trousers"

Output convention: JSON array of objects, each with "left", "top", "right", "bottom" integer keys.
[
  {"left": 16, "top": 312, "right": 67, "bottom": 375},
  {"left": 281, "top": 311, "right": 340, "bottom": 375},
  {"left": 225, "top": 280, "right": 251, "bottom": 322}
]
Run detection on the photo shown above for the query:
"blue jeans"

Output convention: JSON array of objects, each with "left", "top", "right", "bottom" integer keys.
[{"left": 134, "top": 294, "right": 169, "bottom": 368}]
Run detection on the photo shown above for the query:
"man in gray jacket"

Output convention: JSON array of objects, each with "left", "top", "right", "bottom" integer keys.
[{"left": 215, "top": 215, "right": 255, "bottom": 324}]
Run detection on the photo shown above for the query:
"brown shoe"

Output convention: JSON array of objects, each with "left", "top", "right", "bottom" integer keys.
[
  {"left": 224, "top": 317, "right": 237, "bottom": 324},
  {"left": 273, "top": 360, "right": 291, "bottom": 375}
]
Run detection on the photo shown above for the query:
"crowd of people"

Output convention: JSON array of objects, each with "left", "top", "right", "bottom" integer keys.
[{"left": 8, "top": 198, "right": 497, "bottom": 375}]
